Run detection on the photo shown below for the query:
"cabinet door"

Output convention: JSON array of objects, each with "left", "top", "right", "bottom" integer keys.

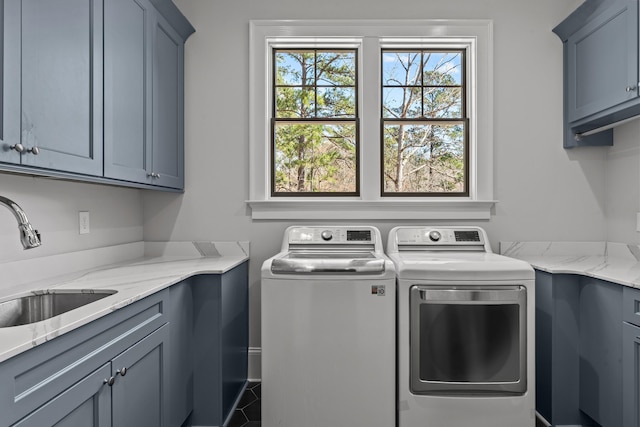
[
  {"left": 0, "top": 0, "right": 21, "bottom": 165},
  {"left": 12, "top": 364, "right": 112, "bottom": 427},
  {"left": 18, "top": 0, "right": 103, "bottom": 175},
  {"left": 567, "top": 0, "right": 638, "bottom": 123},
  {"left": 579, "top": 278, "right": 623, "bottom": 427},
  {"left": 151, "top": 13, "right": 185, "bottom": 189},
  {"left": 103, "top": 0, "right": 153, "bottom": 183},
  {"left": 112, "top": 325, "right": 169, "bottom": 427},
  {"left": 623, "top": 322, "right": 640, "bottom": 427}
]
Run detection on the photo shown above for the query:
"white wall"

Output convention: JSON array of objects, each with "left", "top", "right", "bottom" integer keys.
[
  {"left": 605, "top": 121, "right": 640, "bottom": 243},
  {"left": 0, "top": 173, "right": 143, "bottom": 262},
  {"left": 143, "top": 0, "right": 608, "bottom": 369}
]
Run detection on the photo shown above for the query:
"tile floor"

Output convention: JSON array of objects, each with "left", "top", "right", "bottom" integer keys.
[
  {"left": 229, "top": 381, "right": 261, "bottom": 427},
  {"left": 229, "top": 381, "right": 546, "bottom": 427}
]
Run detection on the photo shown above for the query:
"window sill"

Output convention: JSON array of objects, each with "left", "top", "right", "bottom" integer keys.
[{"left": 247, "top": 199, "right": 496, "bottom": 220}]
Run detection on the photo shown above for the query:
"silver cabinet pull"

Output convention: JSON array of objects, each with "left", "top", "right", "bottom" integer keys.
[
  {"left": 104, "top": 377, "right": 115, "bottom": 386},
  {"left": 116, "top": 367, "right": 128, "bottom": 376},
  {"left": 9, "top": 144, "right": 25, "bottom": 153},
  {"left": 147, "top": 172, "right": 160, "bottom": 179},
  {"left": 9, "top": 144, "right": 39, "bottom": 155},
  {"left": 626, "top": 85, "right": 637, "bottom": 92}
]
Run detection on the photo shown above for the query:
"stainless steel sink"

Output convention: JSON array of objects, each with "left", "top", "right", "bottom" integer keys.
[{"left": 0, "top": 290, "right": 117, "bottom": 328}]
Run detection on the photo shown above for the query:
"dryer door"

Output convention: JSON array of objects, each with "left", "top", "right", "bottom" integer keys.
[{"left": 409, "top": 285, "right": 527, "bottom": 395}]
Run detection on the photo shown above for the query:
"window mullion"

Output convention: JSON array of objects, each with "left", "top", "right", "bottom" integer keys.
[{"left": 360, "top": 37, "right": 381, "bottom": 200}]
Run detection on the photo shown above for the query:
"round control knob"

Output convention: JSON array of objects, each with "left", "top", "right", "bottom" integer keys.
[
  {"left": 428, "top": 230, "right": 441, "bottom": 242},
  {"left": 321, "top": 230, "right": 333, "bottom": 241}
]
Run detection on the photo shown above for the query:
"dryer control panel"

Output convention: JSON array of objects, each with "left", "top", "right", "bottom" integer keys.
[{"left": 392, "top": 227, "right": 490, "bottom": 252}]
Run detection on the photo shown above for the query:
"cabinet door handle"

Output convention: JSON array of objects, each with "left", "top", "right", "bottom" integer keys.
[
  {"left": 626, "top": 85, "right": 637, "bottom": 92},
  {"left": 9, "top": 143, "right": 25, "bottom": 153},
  {"left": 146, "top": 172, "right": 160, "bottom": 179},
  {"left": 9, "top": 144, "right": 39, "bottom": 155},
  {"left": 116, "top": 367, "right": 128, "bottom": 376},
  {"left": 103, "top": 376, "right": 115, "bottom": 386}
]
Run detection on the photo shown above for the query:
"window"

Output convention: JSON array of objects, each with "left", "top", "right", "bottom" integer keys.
[
  {"left": 272, "top": 49, "right": 359, "bottom": 195},
  {"left": 381, "top": 49, "right": 468, "bottom": 196},
  {"left": 249, "top": 21, "right": 494, "bottom": 219}
]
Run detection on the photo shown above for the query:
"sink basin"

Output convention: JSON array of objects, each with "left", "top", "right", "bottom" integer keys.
[{"left": 0, "top": 290, "right": 117, "bottom": 328}]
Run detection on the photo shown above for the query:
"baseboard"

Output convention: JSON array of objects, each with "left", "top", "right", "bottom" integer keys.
[{"left": 248, "top": 347, "right": 261, "bottom": 381}]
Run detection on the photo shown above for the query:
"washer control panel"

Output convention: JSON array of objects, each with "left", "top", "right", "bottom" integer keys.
[{"left": 288, "top": 227, "right": 375, "bottom": 245}]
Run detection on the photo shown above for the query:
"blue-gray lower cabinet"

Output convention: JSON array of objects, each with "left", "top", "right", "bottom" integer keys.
[
  {"left": 0, "top": 263, "right": 249, "bottom": 427},
  {"left": 535, "top": 270, "right": 623, "bottom": 427},
  {"left": 623, "top": 322, "right": 640, "bottom": 427},
  {"left": 13, "top": 324, "right": 168, "bottom": 427},
  {"left": 0, "top": 289, "right": 169, "bottom": 427},
  {"left": 191, "top": 262, "right": 249, "bottom": 427},
  {"left": 111, "top": 325, "right": 169, "bottom": 427},
  {"left": 12, "top": 364, "right": 112, "bottom": 427},
  {"left": 623, "top": 286, "right": 640, "bottom": 427},
  {"left": 578, "top": 278, "right": 622, "bottom": 427}
]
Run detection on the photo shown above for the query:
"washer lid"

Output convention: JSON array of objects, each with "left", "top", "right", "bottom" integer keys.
[
  {"left": 388, "top": 252, "right": 533, "bottom": 281},
  {"left": 271, "top": 251, "right": 386, "bottom": 274}
]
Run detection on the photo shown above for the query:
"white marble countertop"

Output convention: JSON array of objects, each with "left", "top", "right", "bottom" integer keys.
[
  {"left": 499, "top": 241, "right": 640, "bottom": 289},
  {"left": 0, "top": 241, "right": 249, "bottom": 363}
]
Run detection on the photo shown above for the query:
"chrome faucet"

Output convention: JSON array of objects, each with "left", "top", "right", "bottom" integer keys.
[{"left": 0, "top": 196, "right": 41, "bottom": 249}]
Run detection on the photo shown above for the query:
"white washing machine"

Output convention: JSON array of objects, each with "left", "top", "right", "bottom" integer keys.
[
  {"left": 387, "top": 226, "right": 535, "bottom": 427},
  {"left": 261, "top": 225, "right": 396, "bottom": 427}
]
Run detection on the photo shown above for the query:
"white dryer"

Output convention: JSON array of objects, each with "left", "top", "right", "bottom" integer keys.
[
  {"left": 261, "top": 225, "right": 396, "bottom": 427},
  {"left": 387, "top": 226, "right": 535, "bottom": 427}
]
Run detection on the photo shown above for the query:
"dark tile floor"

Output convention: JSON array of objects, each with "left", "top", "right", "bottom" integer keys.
[
  {"left": 229, "top": 382, "right": 546, "bottom": 427},
  {"left": 229, "top": 381, "right": 261, "bottom": 427}
]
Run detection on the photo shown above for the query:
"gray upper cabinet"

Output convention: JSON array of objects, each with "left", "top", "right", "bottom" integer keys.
[
  {"left": 555, "top": 0, "right": 640, "bottom": 148},
  {"left": 1, "top": 0, "right": 103, "bottom": 175},
  {"left": 567, "top": 1, "right": 638, "bottom": 123},
  {"left": 0, "top": 0, "right": 193, "bottom": 190},
  {"left": 104, "top": 0, "right": 186, "bottom": 190},
  {"left": 151, "top": 14, "right": 184, "bottom": 189},
  {"left": 103, "top": 0, "right": 153, "bottom": 184}
]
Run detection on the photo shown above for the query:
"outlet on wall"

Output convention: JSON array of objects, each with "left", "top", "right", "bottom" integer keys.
[{"left": 79, "top": 211, "right": 90, "bottom": 235}]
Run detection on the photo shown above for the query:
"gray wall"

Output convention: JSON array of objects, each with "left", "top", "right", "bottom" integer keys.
[
  {"left": 0, "top": 173, "right": 143, "bottom": 262},
  {"left": 142, "top": 0, "right": 609, "bottom": 369}
]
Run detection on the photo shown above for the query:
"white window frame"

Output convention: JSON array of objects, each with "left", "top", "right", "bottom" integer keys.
[{"left": 248, "top": 20, "right": 495, "bottom": 220}]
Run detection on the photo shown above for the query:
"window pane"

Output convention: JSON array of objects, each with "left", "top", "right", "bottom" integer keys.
[
  {"left": 274, "top": 122, "right": 357, "bottom": 193},
  {"left": 383, "top": 123, "right": 465, "bottom": 194},
  {"left": 316, "top": 51, "right": 356, "bottom": 86},
  {"left": 423, "top": 87, "right": 462, "bottom": 118},
  {"left": 382, "top": 51, "right": 421, "bottom": 86},
  {"left": 317, "top": 87, "right": 356, "bottom": 118},
  {"left": 275, "top": 87, "right": 316, "bottom": 118},
  {"left": 275, "top": 50, "right": 315, "bottom": 86},
  {"left": 383, "top": 87, "right": 422, "bottom": 118},
  {"left": 423, "top": 52, "right": 462, "bottom": 86}
]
